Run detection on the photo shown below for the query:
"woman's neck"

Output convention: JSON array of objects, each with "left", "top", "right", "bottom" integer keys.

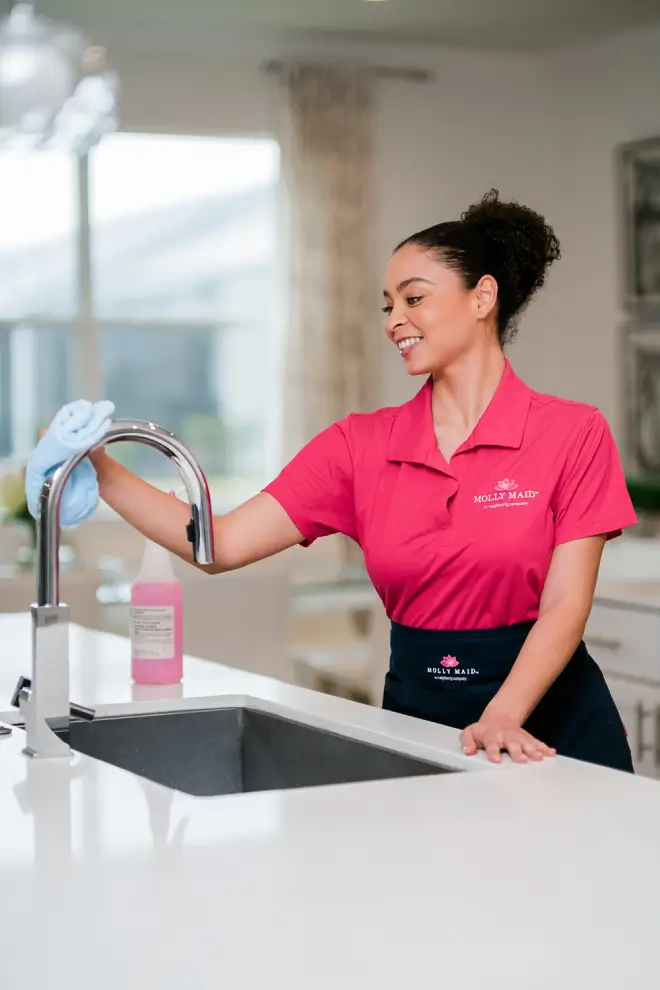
[{"left": 431, "top": 346, "right": 506, "bottom": 434}]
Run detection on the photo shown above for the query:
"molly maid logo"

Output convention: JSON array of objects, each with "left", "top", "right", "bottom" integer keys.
[
  {"left": 474, "top": 477, "right": 539, "bottom": 506},
  {"left": 427, "top": 655, "right": 479, "bottom": 681}
]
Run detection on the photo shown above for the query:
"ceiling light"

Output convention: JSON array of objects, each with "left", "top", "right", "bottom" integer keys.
[{"left": 0, "top": 2, "right": 118, "bottom": 153}]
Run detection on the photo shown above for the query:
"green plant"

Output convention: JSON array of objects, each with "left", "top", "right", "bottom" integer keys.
[
  {"left": 625, "top": 475, "right": 660, "bottom": 512},
  {"left": 0, "top": 465, "right": 36, "bottom": 545}
]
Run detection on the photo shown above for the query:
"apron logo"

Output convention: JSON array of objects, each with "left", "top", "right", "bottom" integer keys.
[
  {"left": 473, "top": 477, "right": 539, "bottom": 509},
  {"left": 427, "top": 655, "right": 480, "bottom": 681}
]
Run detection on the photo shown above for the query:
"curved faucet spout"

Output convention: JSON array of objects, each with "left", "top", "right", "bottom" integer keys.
[
  {"left": 13, "top": 419, "right": 216, "bottom": 759},
  {"left": 36, "top": 419, "right": 215, "bottom": 607}
]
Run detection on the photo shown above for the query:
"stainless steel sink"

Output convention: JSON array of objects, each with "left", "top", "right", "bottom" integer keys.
[{"left": 53, "top": 706, "right": 456, "bottom": 796}]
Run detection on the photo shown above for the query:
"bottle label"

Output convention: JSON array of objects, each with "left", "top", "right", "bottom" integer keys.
[{"left": 130, "top": 606, "right": 175, "bottom": 660}]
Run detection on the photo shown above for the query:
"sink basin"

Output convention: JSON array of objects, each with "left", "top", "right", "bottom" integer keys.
[{"left": 54, "top": 706, "right": 456, "bottom": 796}]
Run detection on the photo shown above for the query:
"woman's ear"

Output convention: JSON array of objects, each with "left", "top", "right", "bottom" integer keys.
[{"left": 474, "top": 274, "right": 498, "bottom": 319}]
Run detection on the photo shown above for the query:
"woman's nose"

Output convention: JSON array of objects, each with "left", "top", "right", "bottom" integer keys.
[{"left": 386, "top": 308, "right": 406, "bottom": 338}]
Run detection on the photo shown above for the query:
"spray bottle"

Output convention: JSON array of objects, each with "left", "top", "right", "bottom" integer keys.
[{"left": 130, "top": 539, "right": 183, "bottom": 685}]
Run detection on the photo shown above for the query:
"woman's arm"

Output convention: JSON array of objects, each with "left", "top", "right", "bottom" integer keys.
[
  {"left": 461, "top": 535, "right": 606, "bottom": 763},
  {"left": 93, "top": 450, "right": 305, "bottom": 574},
  {"left": 484, "top": 535, "right": 606, "bottom": 724}
]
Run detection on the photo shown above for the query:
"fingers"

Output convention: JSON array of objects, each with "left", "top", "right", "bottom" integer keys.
[
  {"left": 520, "top": 734, "right": 556, "bottom": 761},
  {"left": 485, "top": 741, "right": 502, "bottom": 764},
  {"left": 521, "top": 737, "right": 544, "bottom": 761},
  {"left": 504, "top": 739, "right": 529, "bottom": 764},
  {"left": 460, "top": 725, "right": 478, "bottom": 756},
  {"left": 463, "top": 723, "right": 557, "bottom": 764}
]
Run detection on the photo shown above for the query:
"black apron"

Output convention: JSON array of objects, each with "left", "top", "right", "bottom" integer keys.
[{"left": 382, "top": 620, "right": 634, "bottom": 773}]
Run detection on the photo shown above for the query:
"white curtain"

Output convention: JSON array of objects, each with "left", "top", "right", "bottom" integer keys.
[{"left": 275, "top": 62, "right": 377, "bottom": 464}]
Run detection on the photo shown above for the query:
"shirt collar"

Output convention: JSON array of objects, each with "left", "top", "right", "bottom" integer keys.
[{"left": 387, "top": 359, "right": 532, "bottom": 468}]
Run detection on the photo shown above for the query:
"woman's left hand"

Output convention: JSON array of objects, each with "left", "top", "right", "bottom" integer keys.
[{"left": 460, "top": 714, "right": 556, "bottom": 764}]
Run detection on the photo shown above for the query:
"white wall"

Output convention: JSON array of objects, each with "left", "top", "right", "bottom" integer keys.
[{"left": 512, "top": 23, "right": 660, "bottom": 446}]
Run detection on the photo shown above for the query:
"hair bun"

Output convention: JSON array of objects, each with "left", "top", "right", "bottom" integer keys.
[
  {"left": 396, "top": 189, "right": 561, "bottom": 344},
  {"left": 461, "top": 189, "right": 561, "bottom": 331}
]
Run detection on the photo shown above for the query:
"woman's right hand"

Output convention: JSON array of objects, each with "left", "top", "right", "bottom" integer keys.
[{"left": 26, "top": 399, "right": 115, "bottom": 527}]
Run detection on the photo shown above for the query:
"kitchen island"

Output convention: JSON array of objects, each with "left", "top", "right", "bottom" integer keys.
[{"left": 1, "top": 612, "right": 659, "bottom": 989}]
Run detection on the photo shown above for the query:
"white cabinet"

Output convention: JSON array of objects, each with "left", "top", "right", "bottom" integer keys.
[
  {"left": 604, "top": 676, "right": 660, "bottom": 779},
  {"left": 584, "top": 599, "right": 660, "bottom": 779},
  {"left": 585, "top": 594, "right": 660, "bottom": 779},
  {"left": 585, "top": 601, "right": 660, "bottom": 682},
  {"left": 583, "top": 541, "right": 660, "bottom": 778}
]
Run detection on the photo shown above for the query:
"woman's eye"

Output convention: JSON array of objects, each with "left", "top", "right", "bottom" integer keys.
[
  {"left": 381, "top": 305, "right": 392, "bottom": 315},
  {"left": 407, "top": 296, "right": 422, "bottom": 306}
]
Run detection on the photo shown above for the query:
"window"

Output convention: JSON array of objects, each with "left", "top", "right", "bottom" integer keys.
[{"left": 0, "top": 134, "right": 281, "bottom": 507}]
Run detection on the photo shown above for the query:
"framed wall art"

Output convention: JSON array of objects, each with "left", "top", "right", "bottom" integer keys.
[
  {"left": 621, "top": 321, "right": 660, "bottom": 474},
  {"left": 617, "top": 135, "right": 660, "bottom": 313}
]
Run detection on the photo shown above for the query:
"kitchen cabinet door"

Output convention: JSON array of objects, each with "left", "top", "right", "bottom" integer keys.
[
  {"left": 605, "top": 675, "right": 660, "bottom": 779},
  {"left": 586, "top": 602, "right": 660, "bottom": 682}
]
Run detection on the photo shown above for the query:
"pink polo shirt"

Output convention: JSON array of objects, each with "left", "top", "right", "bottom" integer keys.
[{"left": 264, "top": 361, "right": 637, "bottom": 630}]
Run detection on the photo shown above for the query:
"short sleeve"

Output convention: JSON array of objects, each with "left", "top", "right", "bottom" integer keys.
[
  {"left": 552, "top": 409, "right": 637, "bottom": 546},
  {"left": 262, "top": 422, "right": 357, "bottom": 547}
]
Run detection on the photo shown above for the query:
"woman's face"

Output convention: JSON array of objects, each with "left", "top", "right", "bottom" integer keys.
[{"left": 382, "top": 242, "right": 498, "bottom": 375}]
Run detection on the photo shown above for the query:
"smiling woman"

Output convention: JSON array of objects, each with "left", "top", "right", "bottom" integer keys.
[
  {"left": 27, "top": 188, "right": 638, "bottom": 773},
  {"left": 259, "top": 189, "right": 636, "bottom": 771},
  {"left": 382, "top": 189, "right": 561, "bottom": 374}
]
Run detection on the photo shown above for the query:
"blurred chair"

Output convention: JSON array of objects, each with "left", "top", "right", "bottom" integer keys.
[{"left": 292, "top": 601, "right": 391, "bottom": 706}]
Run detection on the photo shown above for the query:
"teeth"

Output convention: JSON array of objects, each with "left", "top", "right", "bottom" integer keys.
[{"left": 397, "top": 337, "right": 422, "bottom": 352}]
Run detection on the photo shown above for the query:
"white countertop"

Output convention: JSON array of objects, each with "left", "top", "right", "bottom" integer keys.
[{"left": 1, "top": 612, "right": 660, "bottom": 989}]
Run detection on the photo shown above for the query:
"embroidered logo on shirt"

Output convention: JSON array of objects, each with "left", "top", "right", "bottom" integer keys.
[
  {"left": 440, "top": 655, "right": 459, "bottom": 667},
  {"left": 473, "top": 479, "right": 540, "bottom": 509},
  {"left": 494, "top": 478, "right": 518, "bottom": 491}
]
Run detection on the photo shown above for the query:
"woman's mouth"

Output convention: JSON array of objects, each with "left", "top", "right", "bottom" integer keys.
[{"left": 397, "top": 336, "right": 423, "bottom": 358}]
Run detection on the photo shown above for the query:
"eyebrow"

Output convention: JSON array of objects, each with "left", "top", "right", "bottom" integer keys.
[{"left": 383, "top": 276, "right": 434, "bottom": 298}]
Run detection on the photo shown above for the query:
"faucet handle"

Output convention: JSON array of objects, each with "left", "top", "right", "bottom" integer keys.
[
  {"left": 69, "top": 701, "right": 96, "bottom": 722},
  {"left": 11, "top": 675, "right": 96, "bottom": 722},
  {"left": 11, "top": 674, "right": 30, "bottom": 710}
]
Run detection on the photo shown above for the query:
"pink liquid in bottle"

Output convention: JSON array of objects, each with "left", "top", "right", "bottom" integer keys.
[{"left": 130, "top": 541, "right": 183, "bottom": 685}]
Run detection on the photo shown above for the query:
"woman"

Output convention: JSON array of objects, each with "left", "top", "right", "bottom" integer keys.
[{"left": 28, "top": 189, "right": 637, "bottom": 771}]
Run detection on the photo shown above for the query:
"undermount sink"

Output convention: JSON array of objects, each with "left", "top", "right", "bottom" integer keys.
[{"left": 53, "top": 706, "right": 457, "bottom": 796}]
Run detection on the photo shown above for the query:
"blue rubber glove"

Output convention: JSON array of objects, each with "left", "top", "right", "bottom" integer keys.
[{"left": 25, "top": 399, "right": 115, "bottom": 527}]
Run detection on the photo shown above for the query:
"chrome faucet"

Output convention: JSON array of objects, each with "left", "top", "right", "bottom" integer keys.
[{"left": 12, "top": 420, "right": 215, "bottom": 759}]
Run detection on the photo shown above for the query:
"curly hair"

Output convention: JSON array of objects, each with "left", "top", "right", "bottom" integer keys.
[{"left": 396, "top": 189, "right": 561, "bottom": 344}]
